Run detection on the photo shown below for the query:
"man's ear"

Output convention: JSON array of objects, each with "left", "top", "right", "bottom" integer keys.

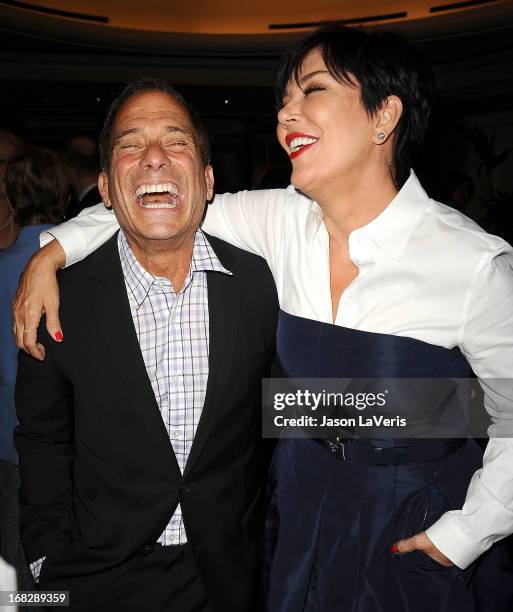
[
  {"left": 98, "top": 172, "right": 111, "bottom": 209},
  {"left": 205, "top": 164, "right": 214, "bottom": 202},
  {"left": 373, "top": 95, "right": 403, "bottom": 144}
]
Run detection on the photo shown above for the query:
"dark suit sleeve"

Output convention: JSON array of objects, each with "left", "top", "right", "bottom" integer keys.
[{"left": 14, "top": 333, "right": 74, "bottom": 563}]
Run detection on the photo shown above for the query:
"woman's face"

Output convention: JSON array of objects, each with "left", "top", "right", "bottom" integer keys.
[{"left": 277, "top": 48, "right": 377, "bottom": 201}]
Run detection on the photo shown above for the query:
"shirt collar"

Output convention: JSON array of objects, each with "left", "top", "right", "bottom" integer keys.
[
  {"left": 360, "top": 170, "right": 430, "bottom": 261},
  {"left": 304, "top": 170, "right": 431, "bottom": 261},
  {"left": 118, "top": 229, "right": 232, "bottom": 309}
]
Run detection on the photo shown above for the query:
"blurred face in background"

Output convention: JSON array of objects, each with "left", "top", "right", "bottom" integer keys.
[{"left": 0, "top": 135, "right": 21, "bottom": 209}]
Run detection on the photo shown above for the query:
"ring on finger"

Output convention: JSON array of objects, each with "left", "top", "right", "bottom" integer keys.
[{"left": 23, "top": 329, "right": 38, "bottom": 333}]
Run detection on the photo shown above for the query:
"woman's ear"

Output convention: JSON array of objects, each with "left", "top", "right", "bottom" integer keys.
[{"left": 373, "top": 96, "right": 403, "bottom": 145}]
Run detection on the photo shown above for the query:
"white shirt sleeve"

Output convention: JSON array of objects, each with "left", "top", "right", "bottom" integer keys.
[
  {"left": 202, "top": 189, "right": 287, "bottom": 266},
  {"left": 0, "top": 555, "right": 16, "bottom": 590},
  {"left": 40, "top": 205, "right": 119, "bottom": 267},
  {"left": 426, "top": 249, "right": 513, "bottom": 569},
  {"left": 41, "top": 189, "right": 288, "bottom": 269}
]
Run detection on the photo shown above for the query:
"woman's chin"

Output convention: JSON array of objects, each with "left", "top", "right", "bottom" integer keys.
[{"left": 290, "top": 172, "right": 316, "bottom": 199}]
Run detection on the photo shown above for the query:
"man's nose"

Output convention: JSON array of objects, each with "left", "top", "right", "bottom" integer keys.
[{"left": 139, "top": 142, "right": 169, "bottom": 170}]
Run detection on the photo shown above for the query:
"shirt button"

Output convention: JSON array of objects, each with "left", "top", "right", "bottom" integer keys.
[
  {"left": 171, "top": 374, "right": 179, "bottom": 383},
  {"left": 171, "top": 430, "right": 182, "bottom": 440}
]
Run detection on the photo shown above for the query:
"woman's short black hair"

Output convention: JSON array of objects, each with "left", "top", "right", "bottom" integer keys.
[
  {"left": 5, "top": 147, "right": 71, "bottom": 226},
  {"left": 99, "top": 78, "right": 211, "bottom": 172},
  {"left": 275, "top": 25, "right": 435, "bottom": 188}
]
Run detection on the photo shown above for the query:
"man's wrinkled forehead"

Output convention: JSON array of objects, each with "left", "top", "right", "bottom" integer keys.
[{"left": 112, "top": 90, "right": 194, "bottom": 137}]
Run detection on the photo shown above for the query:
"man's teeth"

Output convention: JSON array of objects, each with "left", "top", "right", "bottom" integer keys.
[
  {"left": 140, "top": 202, "right": 177, "bottom": 209},
  {"left": 289, "top": 136, "right": 318, "bottom": 153},
  {"left": 135, "top": 183, "right": 180, "bottom": 197}
]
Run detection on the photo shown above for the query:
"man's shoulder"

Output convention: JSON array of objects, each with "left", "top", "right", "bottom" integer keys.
[
  {"left": 205, "top": 233, "right": 271, "bottom": 273},
  {"left": 57, "top": 233, "right": 120, "bottom": 288}
]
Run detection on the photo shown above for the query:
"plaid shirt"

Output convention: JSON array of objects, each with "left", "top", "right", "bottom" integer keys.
[{"left": 119, "top": 229, "right": 231, "bottom": 545}]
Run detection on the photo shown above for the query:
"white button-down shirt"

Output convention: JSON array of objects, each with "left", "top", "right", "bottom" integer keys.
[{"left": 42, "top": 171, "right": 513, "bottom": 570}]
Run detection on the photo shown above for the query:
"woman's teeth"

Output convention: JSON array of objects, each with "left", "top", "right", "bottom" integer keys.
[{"left": 289, "top": 136, "right": 318, "bottom": 153}]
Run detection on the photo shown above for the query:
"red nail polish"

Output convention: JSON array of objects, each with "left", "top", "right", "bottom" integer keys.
[
  {"left": 390, "top": 544, "right": 399, "bottom": 553},
  {"left": 55, "top": 331, "right": 63, "bottom": 341}
]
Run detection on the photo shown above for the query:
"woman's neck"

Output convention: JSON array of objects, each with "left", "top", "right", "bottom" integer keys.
[{"left": 311, "top": 166, "right": 398, "bottom": 246}]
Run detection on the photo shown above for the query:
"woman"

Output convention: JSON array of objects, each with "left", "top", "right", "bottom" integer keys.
[
  {"left": 1, "top": 146, "right": 71, "bottom": 589},
  {"left": 12, "top": 26, "right": 513, "bottom": 611},
  {"left": 1, "top": 147, "right": 71, "bottom": 462}
]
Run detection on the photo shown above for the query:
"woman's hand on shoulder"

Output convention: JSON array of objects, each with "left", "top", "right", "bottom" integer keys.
[{"left": 12, "top": 240, "right": 66, "bottom": 361}]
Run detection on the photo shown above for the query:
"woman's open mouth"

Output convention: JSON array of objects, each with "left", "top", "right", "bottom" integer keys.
[{"left": 285, "top": 133, "right": 319, "bottom": 160}]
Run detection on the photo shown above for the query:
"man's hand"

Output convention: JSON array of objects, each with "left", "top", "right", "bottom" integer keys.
[
  {"left": 12, "top": 240, "right": 66, "bottom": 360},
  {"left": 390, "top": 531, "right": 454, "bottom": 567}
]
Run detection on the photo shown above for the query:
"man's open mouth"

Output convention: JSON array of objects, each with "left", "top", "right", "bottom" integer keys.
[{"left": 135, "top": 183, "right": 181, "bottom": 209}]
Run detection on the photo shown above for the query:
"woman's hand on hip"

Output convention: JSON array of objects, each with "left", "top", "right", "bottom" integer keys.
[{"left": 390, "top": 531, "right": 454, "bottom": 567}]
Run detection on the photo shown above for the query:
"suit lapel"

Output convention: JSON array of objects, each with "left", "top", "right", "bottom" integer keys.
[
  {"left": 183, "top": 258, "right": 241, "bottom": 478},
  {"left": 86, "top": 233, "right": 241, "bottom": 480},
  {"left": 87, "top": 235, "right": 180, "bottom": 478}
]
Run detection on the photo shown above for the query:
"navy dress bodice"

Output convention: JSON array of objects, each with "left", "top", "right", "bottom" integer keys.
[
  {"left": 277, "top": 310, "right": 473, "bottom": 446},
  {"left": 277, "top": 309, "right": 472, "bottom": 379},
  {"left": 264, "top": 310, "right": 513, "bottom": 612}
]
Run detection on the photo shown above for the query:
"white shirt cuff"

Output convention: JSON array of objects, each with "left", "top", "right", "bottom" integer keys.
[
  {"left": 40, "top": 226, "right": 88, "bottom": 268},
  {"left": 426, "top": 486, "right": 513, "bottom": 569}
]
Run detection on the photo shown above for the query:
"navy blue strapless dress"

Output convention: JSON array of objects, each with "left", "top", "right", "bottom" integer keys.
[{"left": 263, "top": 310, "right": 513, "bottom": 612}]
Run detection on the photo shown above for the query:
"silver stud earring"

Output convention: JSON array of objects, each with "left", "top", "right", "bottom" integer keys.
[{"left": 377, "top": 132, "right": 386, "bottom": 140}]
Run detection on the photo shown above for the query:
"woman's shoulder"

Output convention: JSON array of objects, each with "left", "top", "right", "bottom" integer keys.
[{"left": 425, "top": 198, "right": 511, "bottom": 259}]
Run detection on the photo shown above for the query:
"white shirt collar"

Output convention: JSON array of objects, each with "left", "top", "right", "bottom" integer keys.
[{"left": 303, "top": 170, "right": 431, "bottom": 262}]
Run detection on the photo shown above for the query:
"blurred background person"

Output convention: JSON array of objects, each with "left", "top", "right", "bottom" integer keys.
[
  {"left": 0, "top": 146, "right": 71, "bottom": 593},
  {"left": 0, "top": 129, "right": 23, "bottom": 250},
  {"left": 60, "top": 135, "right": 101, "bottom": 219}
]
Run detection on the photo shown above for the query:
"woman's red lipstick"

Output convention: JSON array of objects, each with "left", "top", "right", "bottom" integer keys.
[{"left": 285, "top": 132, "right": 318, "bottom": 160}]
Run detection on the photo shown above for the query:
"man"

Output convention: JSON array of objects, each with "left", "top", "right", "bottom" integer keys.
[
  {"left": 60, "top": 136, "right": 102, "bottom": 219},
  {"left": 14, "top": 80, "right": 278, "bottom": 611}
]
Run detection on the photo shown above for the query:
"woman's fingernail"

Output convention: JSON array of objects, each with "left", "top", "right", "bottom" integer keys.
[
  {"left": 390, "top": 544, "right": 399, "bottom": 554},
  {"left": 55, "top": 331, "right": 63, "bottom": 341}
]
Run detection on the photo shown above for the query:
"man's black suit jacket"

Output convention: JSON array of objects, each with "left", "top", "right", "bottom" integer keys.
[{"left": 15, "top": 232, "right": 279, "bottom": 611}]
